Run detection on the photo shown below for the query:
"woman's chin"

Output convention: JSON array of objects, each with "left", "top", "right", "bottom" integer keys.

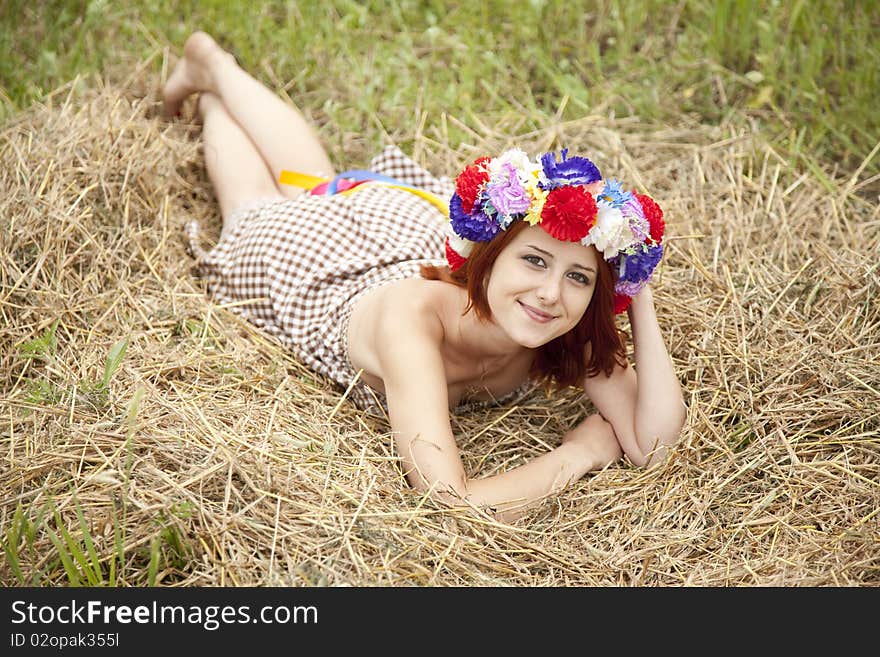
[
  {"left": 507, "top": 328, "right": 554, "bottom": 349},
  {"left": 492, "top": 312, "right": 567, "bottom": 349}
]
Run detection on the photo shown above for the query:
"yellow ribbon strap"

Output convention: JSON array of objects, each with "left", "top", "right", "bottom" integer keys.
[{"left": 278, "top": 170, "right": 328, "bottom": 189}]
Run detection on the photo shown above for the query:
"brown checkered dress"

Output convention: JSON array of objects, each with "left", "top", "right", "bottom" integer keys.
[{"left": 188, "top": 145, "right": 535, "bottom": 415}]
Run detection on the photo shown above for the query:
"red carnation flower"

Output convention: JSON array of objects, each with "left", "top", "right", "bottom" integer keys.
[
  {"left": 539, "top": 186, "right": 596, "bottom": 242},
  {"left": 635, "top": 193, "right": 664, "bottom": 244},
  {"left": 455, "top": 156, "right": 491, "bottom": 213},
  {"left": 613, "top": 293, "right": 633, "bottom": 314},
  {"left": 445, "top": 238, "right": 468, "bottom": 272}
]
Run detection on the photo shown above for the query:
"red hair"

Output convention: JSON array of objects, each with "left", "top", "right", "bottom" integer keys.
[{"left": 420, "top": 221, "right": 628, "bottom": 388}]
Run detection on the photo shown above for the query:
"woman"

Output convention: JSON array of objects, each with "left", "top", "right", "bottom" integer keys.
[{"left": 165, "top": 32, "right": 686, "bottom": 522}]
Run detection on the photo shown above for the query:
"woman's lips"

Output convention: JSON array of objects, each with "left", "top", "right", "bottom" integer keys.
[{"left": 518, "top": 301, "right": 555, "bottom": 323}]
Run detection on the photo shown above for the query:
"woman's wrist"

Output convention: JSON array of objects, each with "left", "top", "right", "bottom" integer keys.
[
  {"left": 555, "top": 441, "right": 596, "bottom": 479},
  {"left": 629, "top": 284, "right": 653, "bottom": 308},
  {"left": 626, "top": 284, "right": 657, "bottom": 325}
]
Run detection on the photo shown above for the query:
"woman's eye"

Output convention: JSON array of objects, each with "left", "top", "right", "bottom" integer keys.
[
  {"left": 523, "top": 255, "right": 545, "bottom": 267},
  {"left": 568, "top": 272, "right": 590, "bottom": 285}
]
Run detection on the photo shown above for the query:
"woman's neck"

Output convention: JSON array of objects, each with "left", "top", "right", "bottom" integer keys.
[{"left": 442, "top": 287, "right": 530, "bottom": 367}]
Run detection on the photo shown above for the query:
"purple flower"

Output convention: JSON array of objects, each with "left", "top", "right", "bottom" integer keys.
[
  {"left": 615, "top": 279, "right": 645, "bottom": 297},
  {"left": 539, "top": 149, "right": 601, "bottom": 189},
  {"left": 449, "top": 193, "right": 500, "bottom": 242},
  {"left": 618, "top": 244, "right": 663, "bottom": 284},
  {"left": 487, "top": 162, "right": 531, "bottom": 218},
  {"left": 621, "top": 194, "right": 650, "bottom": 242}
]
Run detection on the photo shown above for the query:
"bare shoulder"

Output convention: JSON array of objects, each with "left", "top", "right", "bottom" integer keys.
[
  {"left": 348, "top": 277, "right": 450, "bottom": 379},
  {"left": 371, "top": 278, "right": 449, "bottom": 334},
  {"left": 371, "top": 281, "right": 451, "bottom": 406},
  {"left": 383, "top": 277, "right": 444, "bottom": 308}
]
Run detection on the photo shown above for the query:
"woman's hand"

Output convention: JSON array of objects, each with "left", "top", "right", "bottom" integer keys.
[
  {"left": 561, "top": 413, "right": 623, "bottom": 471},
  {"left": 582, "top": 276, "right": 687, "bottom": 468}
]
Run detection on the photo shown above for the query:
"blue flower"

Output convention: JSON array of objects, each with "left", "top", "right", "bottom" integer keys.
[
  {"left": 450, "top": 193, "right": 500, "bottom": 242},
  {"left": 618, "top": 244, "right": 663, "bottom": 284},
  {"left": 539, "top": 149, "right": 601, "bottom": 189},
  {"left": 596, "top": 179, "right": 633, "bottom": 208}
]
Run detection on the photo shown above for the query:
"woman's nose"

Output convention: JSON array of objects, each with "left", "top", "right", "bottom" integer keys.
[{"left": 536, "top": 276, "right": 562, "bottom": 304}]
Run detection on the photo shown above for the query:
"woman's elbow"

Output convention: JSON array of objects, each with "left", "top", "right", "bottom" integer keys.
[
  {"left": 637, "top": 401, "right": 687, "bottom": 468},
  {"left": 670, "top": 394, "right": 688, "bottom": 443},
  {"left": 406, "top": 470, "right": 469, "bottom": 506}
]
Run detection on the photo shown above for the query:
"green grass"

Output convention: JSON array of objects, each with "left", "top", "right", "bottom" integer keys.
[
  {"left": 2, "top": 495, "right": 196, "bottom": 586},
  {"left": 14, "top": 326, "right": 131, "bottom": 412},
  {"left": 0, "top": 0, "right": 876, "bottom": 179}
]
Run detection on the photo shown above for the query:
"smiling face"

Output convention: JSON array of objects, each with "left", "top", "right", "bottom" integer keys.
[{"left": 485, "top": 224, "right": 599, "bottom": 349}]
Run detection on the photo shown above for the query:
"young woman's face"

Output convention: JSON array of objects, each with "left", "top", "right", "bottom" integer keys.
[{"left": 486, "top": 224, "right": 599, "bottom": 348}]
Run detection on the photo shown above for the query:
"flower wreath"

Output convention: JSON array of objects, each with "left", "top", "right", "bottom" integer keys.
[{"left": 445, "top": 148, "right": 665, "bottom": 314}]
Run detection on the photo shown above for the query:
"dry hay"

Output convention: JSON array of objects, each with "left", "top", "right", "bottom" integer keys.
[{"left": 1, "top": 62, "right": 878, "bottom": 587}]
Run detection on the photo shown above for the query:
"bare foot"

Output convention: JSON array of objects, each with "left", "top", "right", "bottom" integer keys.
[{"left": 162, "top": 31, "right": 231, "bottom": 118}]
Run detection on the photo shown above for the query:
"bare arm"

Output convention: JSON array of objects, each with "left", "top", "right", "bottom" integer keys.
[
  {"left": 582, "top": 285, "right": 687, "bottom": 467},
  {"left": 377, "top": 301, "right": 610, "bottom": 523}
]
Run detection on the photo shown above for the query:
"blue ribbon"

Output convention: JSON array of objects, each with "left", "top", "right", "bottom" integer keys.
[{"left": 326, "top": 169, "right": 416, "bottom": 194}]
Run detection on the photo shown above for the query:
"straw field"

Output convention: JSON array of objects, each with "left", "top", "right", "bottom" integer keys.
[{"left": 1, "top": 58, "right": 878, "bottom": 586}]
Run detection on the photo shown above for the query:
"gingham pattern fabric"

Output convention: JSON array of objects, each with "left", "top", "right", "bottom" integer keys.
[{"left": 187, "top": 145, "right": 534, "bottom": 414}]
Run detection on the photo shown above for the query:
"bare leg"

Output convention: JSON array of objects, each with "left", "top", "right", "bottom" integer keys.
[
  {"left": 163, "top": 31, "right": 336, "bottom": 198},
  {"left": 198, "top": 92, "right": 283, "bottom": 235}
]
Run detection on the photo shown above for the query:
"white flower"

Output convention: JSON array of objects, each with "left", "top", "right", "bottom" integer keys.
[
  {"left": 583, "top": 201, "right": 639, "bottom": 258},
  {"left": 447, "top": 226, "right": 474, "bottom": 257},
  {"left": 490, "top": 148, "right": 541, "bottom": 185}
]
